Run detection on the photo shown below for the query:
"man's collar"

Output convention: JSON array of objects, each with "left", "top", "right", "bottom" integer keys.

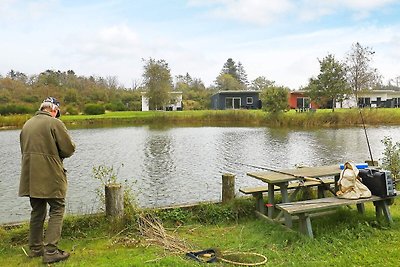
[{"left": 35, "top": 110, "right": 52, "bottom": 117}]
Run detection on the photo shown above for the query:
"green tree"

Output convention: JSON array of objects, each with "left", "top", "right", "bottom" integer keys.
[
  {"left": 344, "top": 42, "right": 381, "bottom": 100},
  {"left": 142, "top": 58, "right": 173, "bottom": 110},
  {"left": 64, "top": 88, "right": 78, "bottom": 104},
  {"left": 221, "top": 58, "right": 239, "bottom": 81},
  {"left": 215, "top": 58, "right": 248, "bottom": 90},
  {"left": 236, "top": 62, "right": 249, "bottom": 86},
  {"left": 305, "top": 54, "right": 350, "bottom": 111},
  {"left": 260, "top": 86, "right": 289, "bottom": 113},
  {"left": 175, "top": 73, "right": 193, "bottom": 92},
  {"left": 7, "top": 70, "right": 28, "bottom": 83},
  {"left": 215, "top": 73, "right": 244, "bottom": 91},
  {"left": 250, "top": 76, "right": 275, "bottom": 91},
  {"left": 175, "top": 73, "right": 210, "bottom": 110}
]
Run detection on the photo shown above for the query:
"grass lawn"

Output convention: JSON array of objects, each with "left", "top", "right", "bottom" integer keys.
[{"left": 1, "top": 200, "right": 400, "bottom": 266}]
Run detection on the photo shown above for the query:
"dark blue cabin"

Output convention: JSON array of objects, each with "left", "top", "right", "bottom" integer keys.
[{"left": 211, "top": 91, "right": 262, "bottom": 110}]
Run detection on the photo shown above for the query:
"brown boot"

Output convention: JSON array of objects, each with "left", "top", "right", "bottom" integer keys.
[
  {"left": 42, "top": 249, "right": 70, "bottom": 264},
  {"left": 27, "top": 248, "right": 44, "bottom": 258}
]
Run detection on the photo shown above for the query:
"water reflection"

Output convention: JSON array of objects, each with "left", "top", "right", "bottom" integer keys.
[
  {"left": 142, "top": 131, "right": 175, "bottom": 207},
  {"left": 1, "top": 125, "right": 400, "bottom": 224}
]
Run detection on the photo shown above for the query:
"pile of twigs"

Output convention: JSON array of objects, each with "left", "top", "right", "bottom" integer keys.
[
  {"left": 137, "top": 213, "right": 193, "bottom": 254},
  {"left": 137, "top": 213, "right": 268, "bottom": 266}
]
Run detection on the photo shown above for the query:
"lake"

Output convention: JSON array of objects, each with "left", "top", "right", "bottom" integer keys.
[{"left": 1, "top": 125, "right": 399, "bottom": 224}]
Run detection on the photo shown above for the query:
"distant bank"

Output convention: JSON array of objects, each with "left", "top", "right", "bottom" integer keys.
[{"left": 2, "top": 109, "right": 400, "bottom": 129}]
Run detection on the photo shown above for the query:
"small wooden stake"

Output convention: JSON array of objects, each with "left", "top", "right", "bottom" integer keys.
[
  {"left": 105, "top": 184, "right": 124, "bottom": 218},
  {"left": 222, "top": 173, "right": 235, "bottom": 203}
]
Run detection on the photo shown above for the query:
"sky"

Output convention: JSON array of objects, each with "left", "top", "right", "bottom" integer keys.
[{"left": 1, "top": 0, "right": 400, "bottom": 89}]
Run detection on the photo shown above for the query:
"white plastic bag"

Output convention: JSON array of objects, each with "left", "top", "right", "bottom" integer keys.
[{"left": 336, "top": 162, "right": 371, "bottom": 199}]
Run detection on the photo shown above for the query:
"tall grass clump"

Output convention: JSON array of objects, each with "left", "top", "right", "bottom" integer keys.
[
  {"left": 4, "top": 108, "right": 400, "bottom": 129},
  {"left": 92, "top": 164, "right": 139, "bottom": 232}
]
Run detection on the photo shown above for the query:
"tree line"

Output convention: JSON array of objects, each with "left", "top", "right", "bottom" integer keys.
[{"left": 1, "top": 42, "right": 399, "bottom": 115}]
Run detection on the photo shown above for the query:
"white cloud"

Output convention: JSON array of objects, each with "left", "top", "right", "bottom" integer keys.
[
  {"left": 212, "top": 0, "right": 293, "bottom": 25},
  {"left": 188, "top": 0, "right": 398, "bottom": 25},
  {"left": 188, "top": 0, "right": 294, "bottom": 25},
  {"left": 0, "top": 0, "right": 58, "bottom": 22},
  {"left": 297, "top": 0, "right": 398, "bottom": 21}
]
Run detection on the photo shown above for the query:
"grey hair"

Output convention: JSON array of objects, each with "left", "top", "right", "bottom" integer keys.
[{"left": 39, "top": 101, "right": 59, "bottom": 112}]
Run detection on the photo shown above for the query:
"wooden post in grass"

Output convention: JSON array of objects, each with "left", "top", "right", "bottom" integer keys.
[
  {"left": 105, "top": 184, "right": 124, "bottom": 218},
  {"left": 222, "top": 173, "right": 235, "bottom": 203}
]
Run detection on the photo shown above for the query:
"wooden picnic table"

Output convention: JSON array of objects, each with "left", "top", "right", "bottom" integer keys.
[{"left": 247, "top": 164, "right": 342, "bottom": 227}]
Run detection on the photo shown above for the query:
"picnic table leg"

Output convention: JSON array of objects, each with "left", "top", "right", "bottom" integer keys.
[
  {"left": 280, "top": 183, "right": 292, "bottom": 228},
  {"left": 267, "top": 183, "right": 275, "bottom": 218},
  {"left": 298, "top": 213, "right": 313, "bottom": 238},
  {"left": 334, "top": 174, "right": 340, "bottom": 193},
  {"left": 381, "top": 201, "right": 393, "bottom": 224},
  {"left": 374, "top": 201, "right": 383, "bottom": 219},
  {"left": 375, "top": 200, "right": 393, "bottom": 224},
  {"left": 356, "top": 203, "right": 365, "bottom": 214},
  {"left": 317, "top": 185, "right": 325, "bottom": 198},
  {"left": 253, "top": 192, "right": 266, "bottom": 215}
]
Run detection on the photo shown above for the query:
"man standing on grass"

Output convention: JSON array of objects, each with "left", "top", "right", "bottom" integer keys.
[{"left": 19, "top": 97, "right": 75, "bottom": 264}]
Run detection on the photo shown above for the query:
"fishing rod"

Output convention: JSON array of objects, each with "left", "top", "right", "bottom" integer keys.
[
  {"left": 235, "top": 162, "right": 336, "bottom": 195},
  {"left": 236, "top": 162, "right": 303, "bottom": 178},
  {"left": 359, "top": 108, "right": 374, "bottom": 164}
]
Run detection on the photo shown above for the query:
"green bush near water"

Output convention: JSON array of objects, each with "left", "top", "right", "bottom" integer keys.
[
  {"left": 84, "top": 103, "right": 106, "bottom": 115},
  {"left": 0, "top": 104, "right": 35, "bottom": 116}
]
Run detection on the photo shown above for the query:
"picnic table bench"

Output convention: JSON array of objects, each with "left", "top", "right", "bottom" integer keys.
[
  {"left": 276, "top": 195, "right": 396, "bottom": 238},
  {"left": 239, "top": 178, "right": 335, "bottom": 214}
]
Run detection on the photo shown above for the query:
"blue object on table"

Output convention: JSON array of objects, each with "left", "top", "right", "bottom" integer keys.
[{"left": 339, "top": 163, "right": 369, "bottom": 170}]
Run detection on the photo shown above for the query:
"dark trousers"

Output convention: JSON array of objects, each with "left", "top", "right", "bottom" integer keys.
[{"left": 29, "top": 198, "right": 65, "bottom": 252}]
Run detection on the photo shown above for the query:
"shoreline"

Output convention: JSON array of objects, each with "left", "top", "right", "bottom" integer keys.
[{"left": 2, "top": 108, "right": 400, "bottom": 130}]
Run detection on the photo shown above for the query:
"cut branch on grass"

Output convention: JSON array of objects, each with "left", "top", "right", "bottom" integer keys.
[{"left": 137, "top": 213, "right": 194, "bottom": 254}]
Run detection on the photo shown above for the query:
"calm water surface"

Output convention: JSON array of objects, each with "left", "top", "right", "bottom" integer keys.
[{"left": 1, "top": 125, "right": 399, "bottom": 224}]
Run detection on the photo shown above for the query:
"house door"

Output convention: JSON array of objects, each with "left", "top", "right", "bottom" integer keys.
[{"left": 225, "top": 97, "right": 241, "bottom": 109}]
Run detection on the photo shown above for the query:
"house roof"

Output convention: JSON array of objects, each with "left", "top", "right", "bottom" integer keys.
[
  {"left": 358, "top": 90, "right": 400, "bottom": 97},
  {"left": 212, "top": 90, "right": 261, "bottom": 96}
]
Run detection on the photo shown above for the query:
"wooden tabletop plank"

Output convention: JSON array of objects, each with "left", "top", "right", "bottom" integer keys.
[{"left": 247, "top": 164, "right": 341, "bottom": 184}]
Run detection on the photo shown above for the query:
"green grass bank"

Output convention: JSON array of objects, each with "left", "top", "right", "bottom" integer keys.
[
  {"left": 3, "top": 108, "right": 400, "bottom": 129},
  {"left": 1, "top": 198, "right": 400, "bottom": 266}
]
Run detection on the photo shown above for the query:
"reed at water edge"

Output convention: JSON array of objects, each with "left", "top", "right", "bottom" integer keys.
[{"left": 2, "top": 108, "right": 400, "bottom": 129}]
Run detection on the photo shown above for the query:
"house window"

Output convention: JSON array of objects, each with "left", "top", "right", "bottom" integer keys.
[
  {"left": 296, "top": 97, "right": 310, "bottom": 108},
  {"left": 225, "top": 97, "right": 241, "bottom": 109},
  {"left": 358, "top": 97, "right": 370, "bottom": 107},
  {"left": 246, "top": 97, "right": 253, "bottom": 105}
]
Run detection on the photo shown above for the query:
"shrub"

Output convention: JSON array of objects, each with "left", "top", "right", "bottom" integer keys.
[
  {"left": 260, "top": 86, "right": 289, "bottom": 113},
  {"left": 65, "top": 105, "right": 79, "bottom": 115},
  {"left": 182, "top": 100, "right": 202, "bottom": 110},
  {"left": 105, "top": 101, "right": 127, "bottom": 111},
  {"left": 0, "top": 104, "right": 35, "bottom": 115},
  {"left": 381, "top": 136, "right": 400, "bottom": 180},
  {"left": 157, "top": 208, "right": 191, "bottom": 224},
  {"left": 21, "top": 95, "right": 39, "bottom": 103},
  {"left": 84, "top": 103, "right": 105, "bottom": 115}
]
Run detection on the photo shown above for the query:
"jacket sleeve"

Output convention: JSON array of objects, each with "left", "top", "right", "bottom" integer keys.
[{"left": 52, "top": 120, "right": 76, "bottom": 159}]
